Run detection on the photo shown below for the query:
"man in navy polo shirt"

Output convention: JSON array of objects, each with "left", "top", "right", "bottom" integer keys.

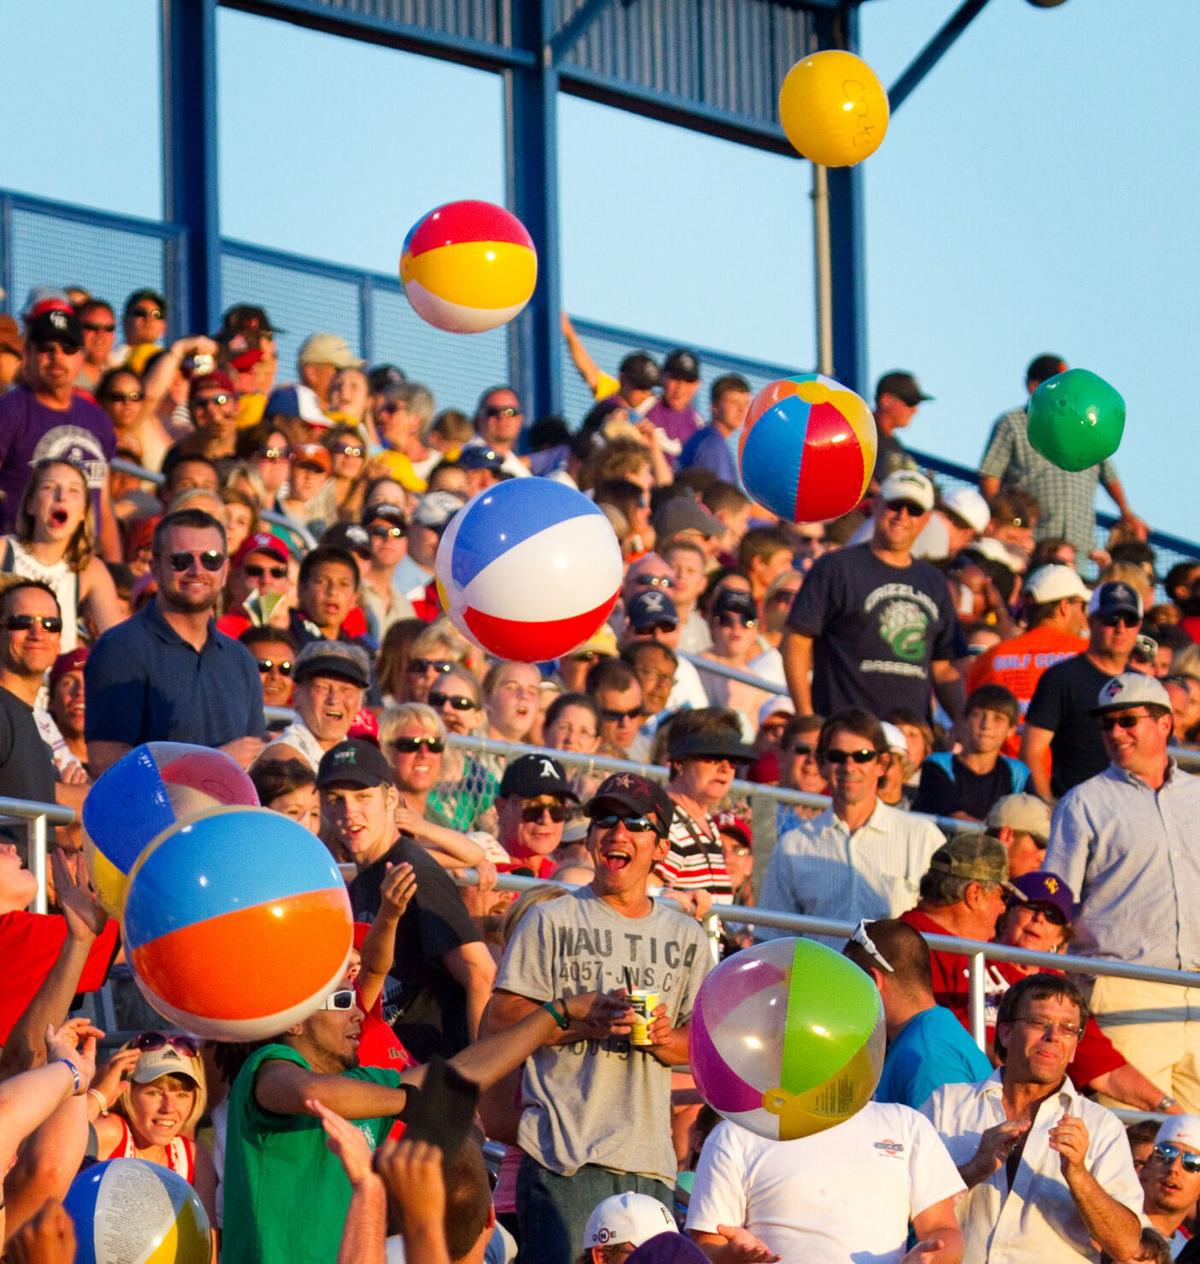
[{"left": 85, "top": 508, "right": 266, "bottom": 775}]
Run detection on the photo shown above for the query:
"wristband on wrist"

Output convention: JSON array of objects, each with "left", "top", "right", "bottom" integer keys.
[
  {"left": 542, "top": 1000, "right": 569, "bottom": 1030},
  {"left": 87, "top": 1087, "right": 109, "bottom": 1113},
  {"left": 55, "top": 1057, "right": 82, "bottom": 1095}
]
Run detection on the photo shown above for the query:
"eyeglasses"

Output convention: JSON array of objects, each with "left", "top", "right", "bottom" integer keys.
[
  {"left": 131, "top": 307, "right": 163, "bottom": 320},
  {"left": 2, "top": 614, "right": 63, "bottom": 633},
  {"left": 391, "top": 735, "right": 445, "bottom": 754},
  {"left": 600, "top": 706, "right": 645, "bottom": 723},
  {"left": 823, "top": 748, "right": 877, "bottom": 765},
  {"left": 192, "top": 393, "right": 231, "bottom": 408},
  {"left": 791, "top": 742, "right": 817, "bottom": 757},
  {"left": 592, "top": 813, "right": 656, "bottom": 832},
  {"left": 408, "top": 658, "right": 454, "bottom": 675},
  {"left": 133, "top": 1031, "right": 201, "bottom": 1057},
  {"left": 884, "top": 499, "right": 926, "bottom": 517},
  {"left": 106, "top": 390, "right": 143, "bottom": 404},
  {"left": 1100, "top": 712, "right": 1151, "bottom": 731},
  {"left": 1100, "top": 613, "right": 1140, "bottom": 629},
  {"left": 483, "top": 405, "right": 521, "bottom": 418},
  {"left": 851, "top": 919, "right": 895, "bottom": 974},
  {"left": 256, "top": 658, "right": 293, "bottom": 676},
  {"left": 1011, "top": 1018, "right": 1083, "bottom": 1041},
  {"left": 82, "top": 321, "right": 116, "bottom": 334},
  {"left": 244, "top": 563, "right": 287, "bottom": 580},
  {"left": 717, "top": 614, "right": 758, "bottom": 630},
  {"left": 727, "top": 845, "right": 752, "bottom": 858},
  {"left": 320, "top": 989, "right": 356, "bottom": 1012},
  {"left": 334, "top": 445, "right": 364, "bottom": 457},
  {"left": 165, "top": 550, "right": 225, "bottom": 573},
  {"left": 368, "top": 524, "right": 404, "bottom": 540},
  {"left": 520, "top": 803, "right": 569, "bottom": 823},
  {"left": 1153, "top": 1143, "right": 1200, "bottom": 1173},
  {"left": 257, "top": 447, "right": 287, "bottom": 461},
  {"left": 636, "top": 574, "right": 675, "bottom": 589},
  {"left": 639, "top": 621, "right": 678, "bottom": 636},
  {"left": 429, "top": 691, "right": 477, "bottom": 711},
  {"left": 1022, "top": 903, "right": 1068, "bottom": 926}
]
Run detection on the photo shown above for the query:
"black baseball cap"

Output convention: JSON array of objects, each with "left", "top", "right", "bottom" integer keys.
[
  {"left": 663, "top": 349, "right": 700, "bottom": 382},
  {"left": 294, "top": 641, "right": 371, "bottom": 689},
  {"left": 667, "top": 729, "right": 756, "bottom": 765},
  {"left": 457, "top": 446, "right": 507, "bottom": 473},
  {"left": 26, "top": 309, "right": 82, "bottom": 351},
  {"left": 219, "top": 304, "right": 280, "bottom": 335},
  {"left": 499, "top": 754, "right": 579, "bottom": 801},
  {"left": 368, "top": 364, "right": 406, "bottom": 393},
  {"left": 316, "top": 739, "right": 392, "bottom": 790},
  {"left": 627, "top": 589, "right": 679, "bottom": 632},
  {"left": 712, "top": 589, "right": 758, "bottom": 622},
  {"left": 619, "top": 352, "right": 661, "bottom": 392},
  {"left": 362, "top": 502, "right": 407, "bottom": 529},
  {"left": 586, "top": 773, "right": 674, "bottom": 836},
  {"left": 125, "top": 288, "right": 167, "bottom": 316},
  {"left": 1026, "top": 354, "right": 1067, "bottom": 386},
  {"left": 875, "top": 370, "right": 932, "bottom": 407},
  {"left": 320, "top": 521, "right": 372, "bottom": 560}
]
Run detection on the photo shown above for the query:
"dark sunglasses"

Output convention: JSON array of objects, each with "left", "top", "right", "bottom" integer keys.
[
  {"left": 244, "top": 563, "right": 287, "bottom": 580},
  {"left": 791, "top": 742, "right": 817, "bottom": 757},
  {"left": 334, "top": 444, "right": 364, "bottom": 457},
  {"left": 392, "top": 735, "right": 445, "bottom": 754},
  {"left": 429, "top": 691, "right": 477, "bottom": 711},
  {"left": 106, "top": 390, "right": 143, "bottom": 404},
  {"left": 320, "top": 989, "right": 356, "bottom": 1012},
  {"left": 592, "top": 813, "right": 656, "bottom": 832},
  {"left": 166, "top": 550, "right": 225, "bottom": 573},
  {"left": 1024, "top": 902, "right": 1068, "bottom": 926},
  {"left": 520, "top": 803, "right": 569, "bottom": 823},
  {"left": 1100, "top": 712, "right": 1150, "bottom": 731},
  {"left": 717, "top": 614, "right": 758, "bottom": 630},
  {"left": 1154, "top": 1143, "right": 1200, "bottom": 1173},
  {"left": 637, "top": 574, "right": 675, "bottom": 589},
  {"left": 484, "top": 405, "right": 521, "bottom": 418},
  {"left": 408, "top": 658, "right": 453, "bottom": 675},
  {"left": 824, "top": 748, "right": 878, "bottom": 765},
  {"left": 884, "top": 499, "right": 926, "bottom": 517},
  {"left": 131, "top": 306, "right": 163, "bottom": 320},
  {"left": 3, "top": 614, "right": 63, "bottom": 633},
  {"left": 1100, "top": 613, "right": 1140, "bottom": 629},
  {"left": 368, "top": 524, "right": 404, "bottom": 540},
  {"left": 256, "top": 658, "right": 293, "bottom": 676},
  {"left": 192, "top": 393, "right": 231, "bottom": 408},
  {"left": 639, "top": 621, "right": 678, "bottom": 635},
  {"left": 257, "top": 446, "right": 287, "bottom": 461},
  {"left": 600, "top": 706, "right": 645, "bottom": 723},
  {"left": 134, "top": 1031, "right": 200, "bottom": 1057},
  {"left": 81, "top": 321, "right": 116, "bottom": 333}
]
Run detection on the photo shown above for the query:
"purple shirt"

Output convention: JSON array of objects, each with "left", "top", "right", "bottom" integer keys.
[
  {"left": 0, "top": 388, "right": 115, "bottom": 531},
  {"left": 647, "top": 399, "right": 703, "bottom": 450}
]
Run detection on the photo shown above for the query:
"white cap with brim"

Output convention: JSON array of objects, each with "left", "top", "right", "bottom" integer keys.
[
  {"left": 986, "top": 793, "right": 1052, "bottom": 844},
  {"left": 130, "top": 1045, "right": 200, "bottom": 1085},
  {"left": 1023, "top": 564, "right": 1091, "bottom": 605},
  {"left": 1092, "top": 671, "right": 1171, "bottom": 715},
  {"left": 878, "top": 470, "right": 935, "bottom": 513},
  {"left": 1156, "top": 1116, "right": 1200, "bottom": 1150},
  {"left": 943, "top": 487, "right": 990, "bottom": 535},
  {"left": 880, "top": 721, "right": 909, "bottom": 756},
  {"left": 584, "top": 1194, "right": 678, "bottom": 1249}
]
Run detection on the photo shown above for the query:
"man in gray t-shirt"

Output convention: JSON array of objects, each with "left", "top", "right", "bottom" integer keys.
[{"left": 488, "top": 772, "right": 712, "bottom": 1264}]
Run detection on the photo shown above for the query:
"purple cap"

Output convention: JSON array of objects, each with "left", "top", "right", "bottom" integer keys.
[{"left": 1010, "top": 870, "right": 1074, "bottom": 922}]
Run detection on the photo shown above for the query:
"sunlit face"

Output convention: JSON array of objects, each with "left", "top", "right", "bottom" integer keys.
[
  {"left": 125, "top": 299, "right": 165, "bottom": 345},
  {"left": 251, "top": 639, "right": 295, "bottom": 707},
  {"left": 873, "top": 498, "right": 930, "bottom": 553},
  {"left": 544, "top": 703, "right": 599, "bottom": 754},
  {"left": 666, "top": 547, "right": 706, "bottom": 608},
  {"left": 997, "top": 993, "right": 1083, "bottom": 1087},
  {"left": 321, "top": 784, "right": 396, "bottom": 864},
  {"left": 290, "top": 459, "right": 328, "bottom": 504},
  {"left": 631, "top": 646, "right": 676, "bottom": 717},
  {"left": 101, "top": 370, "right": 143, "bottom": 429},
  {"left": 0, "top": 842, "right": 37, "bottom": 911},
  {"left": 126, "top": 1075, "right": 196, "bottom": 1147},
  {"left": 388, "top": 721, "right": 444, "bottom": 795},
  {"left": 300, "top": 561, "right": 357, "bottom": 633},
  {"left": 153, "top": 525, "right": 227, "bottom": 615},
  {"left": 29, "top": 340, "right": 83, "bottom": 394},
  {"left": 50, "top": 669, "right": 85, "bottom": 739},
  {"left": 821, "top": 729, "right": 883, "bottom": 812},
  {"left": 1143, "top": 1139, "right": 1200, "bottom": 1215},
  {"left": 1000, "top": 903, "right": 1068, "bottom": 954},
  {"left": 720, "top": 829, "right": 752, "bottom": 890},
  {"left": 29, "top": 462, "right": 87, "bottom": 543},
  {"left": 779, "top": 727, "right": 826, "bottom": 794},
  {"left": 223, "top": 502, "right": 255, "bottom": 558},
  {"left": 1, "top": 585, "right": 63, "bottom": 677},
  {"left": 269, "top": 784, "right": 321, "bottom": 835},
  {"left": 486, "top": 663, "right": 541, "bottom": 741},
  {"left": 478, "top": 389, "right": 523, "bottom": 447},
  {"left": 673, "top": 755, "right": 736, "bottom": 809},
  {"left": 296, "top": 674, "right": 364, "bottom": 744},
  {"left": 429, "top": 669, "right": 480, "bottom": 736},
  {"left": 1100, "top": 707, "right": 1172, "bottom": 778},
  {"left": 588, "top": 814, "right": 668, "bottom": 898},
  {"left": 497, "top": 794, "right": 569, "bottom": 856},
  {"left": 595, "top": 682, "right": 644, "bottom": 753},
  {"left": 963, "top": 706, "right": 1013, "bottom": 757},
  {"left": 79, "top": 304, "right": 116, "bottom": 366},
  {"left": 710, "top": 610, "right": 758, "bottom": 661}
]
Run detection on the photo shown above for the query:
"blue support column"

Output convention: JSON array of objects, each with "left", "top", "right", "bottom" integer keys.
[
  {"left": 505, "top": 0, "right": 563, "bottom": 422},
  {"left": 814, "top": 3, "right": 867, "bottom": 398},
  {"left": 161, "top": 0, "right": 221, "bottom": 336}
]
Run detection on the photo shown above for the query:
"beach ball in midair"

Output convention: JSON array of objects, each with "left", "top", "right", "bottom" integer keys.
[
  {"left": 400, "top": 200, "right": 537, "bottom": 333},
  {"left": 1027, "top": 368, "right": 1125, "bottom": 472},
  {"left": 122, "top": 806, "right": 353, "bottom": 1041},
  {"left": 778, "top": 50, "right": 889, "bottom": 167},
  {"left": 83, "top": 742, "right": 259, "bottom": 916},
  {"left": 690, "top": 937, "right": 885, "bottom": 1141},
  {"left": 64, "top": 1158, "right": 212, "bottom": 1264},
  {"left": 435, "top": 478, "right": 623, "bottom": 661},
  {"left": 739, "top": 373, "right": 877, "bottom": 523}
]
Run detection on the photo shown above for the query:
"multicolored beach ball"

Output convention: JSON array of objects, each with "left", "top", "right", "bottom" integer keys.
[
  {"left": 83, "top": 742, "right": 259, "bottom": 916},
  {"left": 122, "top": 806, "right": 353, "bottom": 1041},
  {"left": 435, "top": 478, "right": 623, "bottom": 662},
  {"left": 738, "top": 373, "right": 877, "bottom": 523},
  {"left": 400, "top": 200, "right": 537, "bottom": 333}
]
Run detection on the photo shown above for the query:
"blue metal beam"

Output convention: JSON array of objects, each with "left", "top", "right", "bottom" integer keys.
[
  {"left": 505, "top": 0, "right": 563, "bottom": 421},
  {"left": 888, "top": 0, "right": 992, "bottom": 114},
  {"left": 549, "top": 0, "right": 614, "bottom": 66},
  {"left": 161, "top": 0, "right": 220, "bottom": 334}
]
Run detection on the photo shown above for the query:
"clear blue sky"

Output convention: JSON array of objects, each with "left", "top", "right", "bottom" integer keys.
[{"left": 1, "top": 0, "right": 1197, "bottom": 538}]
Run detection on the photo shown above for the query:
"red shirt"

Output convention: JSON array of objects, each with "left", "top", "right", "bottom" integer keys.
[{"left": 0, "top": 914, "right": 120, "bottom": 1044}]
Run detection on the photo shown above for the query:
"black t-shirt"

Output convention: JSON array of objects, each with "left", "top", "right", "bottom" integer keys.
[
  {"left": 348, "top": 837, "right": 482, "bottom": 1061},
  {"left": 1024, "top": 654, "right": 1114, "bottom": 797},
  {"left": 872, "top": 431, "right": 910, "bottom": 484},
  {"left": 786, "top": 543, "right": 960, "bottom": 718},
  {"left": 912, "top": 754, "right": 1022, "bottom": 821},
  {"left": 0, "top": 685, "right": 57, "bottom": 846}
]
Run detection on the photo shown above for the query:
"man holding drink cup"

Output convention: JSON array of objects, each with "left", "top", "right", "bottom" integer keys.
[{"left": 485, "top": 772, "right": 712, "bottom": 1264}]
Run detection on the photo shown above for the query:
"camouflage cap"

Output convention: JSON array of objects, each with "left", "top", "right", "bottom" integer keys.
[{"left": 926, "top": 832, "right": 1022, "bottom": 896}]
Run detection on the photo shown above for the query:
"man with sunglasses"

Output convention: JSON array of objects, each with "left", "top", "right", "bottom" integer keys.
[
  {"left": 463, "top": 385, "right": 529, "bottom": 478},
  {"left": 757, "top": 709, "right": 945, "bottom": 945},
  {"left": 488, "top": 772, "right": 712, "bottom": 1264},
  {"left": 1138, "top": 1117, "right": 1200, "bottom": 1259},
  {"left": 218, "top": 532, "right": 294, "bottom": 640},
  {"left": 118, "top": 289, "right": 167, "bottom": 373},
  {"left": 1046, "top": 672, "right": 1200, "bottom": 1112},
  {"left": 923, "top": 973, "right": 1142, "bottom": 1264},
  {"left": 173, "top": 371, "right": 239, "bottom": 472},
  {"left": 240, "top": 627, "right": 297, "bottom": 710},
  {"left": 75, "top": 299, "right": 116, "bottom": 391},
  {"left": 86, "top": 509, "right": 266, "bottom": 775},
  {"left": 1023, "top": 581, "right": 1143, "bottom": 802},
  {"left": 494, "top": 753, "right": 579, "bottom": 878},
  {"left": 783, "top": 469, "right": 964, "bottom": 725}
]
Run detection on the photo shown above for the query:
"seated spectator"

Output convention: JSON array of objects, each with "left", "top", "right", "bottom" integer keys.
[
  {"left": 678, "top": 374, "right": 751, "bottom": 483},
  {"left": 492, "top": 753, "right": 578, "bottom": 878},
  {"left": 774, "top": 711, "right": 828, "bottom": 832},
  {"left": 217, "top": 530, "right": 294, "bottom": 639},
  {"left": 876, "top": 720, "right": 915, "bottom": 810},
  {"left": 887, "top": 707, "right": 935, "bottom": 790},
  {"left": 555, "top": 624, "right": 618, "bottom": 694},
  {"left": 623, "top": 640, "right": 678, "bottom": 726},
  {"left": 912, "top": 684, "right": 1029, "bottom": 821},
  {"left": 484, "top": 660, "right": 541, "bottom": 747},
  {"left": 584, "top": 1194, "right": 679, "bottom": 1264},
  {"left": 843, "top": 918, "right": 991, "bottom": 1110},
  {"left": 758, "top": 709, "right": 944, "bottom": 942},
  {"left": 360, "top": 501, "right": 416, "bottom": 637},
  {"left": 260, "top": 641, "right": 370, "bottom": 770},
  {"left": 240, "top": 625, "right": 297, "bottom": 711},
  {"left": 220, "top": 486, "right": 258, "bottom": 558},
  {"left": 289, "top": 543, "right": 374, "bottom": 652},
  {"left": 1139, "top": 1118, "right": 1200, "bottom": 1258},
  {"left": 738, "top": 527, "right": 794, "bottom": 608},
  {"left": 620, "top": 589, "right": 707, "bottom": 713},
  {"left": 173, "top": 372, "right": 240, "bottom": 474},
  {"left": 404, "top": 617, "right": 474, "bottom": 704},
  {"left": 694, "top": 589, "right": 771, "bottom": 736},
  {"left": 985, "top": 793, "right": 1051, "bottom": 879},
  {"left": 585, "top": 657, "right": 645, "bottom": 759},
  {"left": 663, "top": 538, "right": 711, "bottom": 653},
  {"left": 326, "top": 424, "right": 369, "bottom": 520},
  {"left": 281, "top": 441, "right": 336, "bottom": 532},
  {"left": 250, "top": 756, "right": 320, "bottom": 834}
]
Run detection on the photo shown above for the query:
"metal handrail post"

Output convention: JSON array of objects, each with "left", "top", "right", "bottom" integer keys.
[
  {"left": 29, "top": 812, "right": 48, "bottom": 915},
  {"left": 967, "top": 950, "right": 987, "bottom": 1052}
]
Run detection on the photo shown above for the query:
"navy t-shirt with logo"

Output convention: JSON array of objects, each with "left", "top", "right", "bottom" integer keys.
[
  {"left": 786, "top": 542, "right": 959, "bottom": 718},
  {"left": 0, "top": 388, "right": 115, "bottom": 531}
]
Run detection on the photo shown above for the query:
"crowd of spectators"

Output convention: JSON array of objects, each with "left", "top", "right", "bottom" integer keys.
[{"left": 2, "top": 286, "right": 1200, "bottom": 1264}]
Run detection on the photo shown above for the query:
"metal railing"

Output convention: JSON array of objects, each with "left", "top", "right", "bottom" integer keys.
[{"left": 3, "top": 795, "right": 78, "bottom": 915}]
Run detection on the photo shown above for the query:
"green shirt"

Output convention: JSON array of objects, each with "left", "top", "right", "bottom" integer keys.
[{"left": 222, "top": 1043, "right": 403, "bottom": 1264}]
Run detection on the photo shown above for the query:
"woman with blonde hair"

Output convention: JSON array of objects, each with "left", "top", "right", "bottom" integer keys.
[
  {"left": 220, "top": 486, "right": 260, "bottom": 559},
  {"left": 402, "top": 616, "right": 480, "bottom": 704},
  {"left": 3, "top": 460, "right": 123, "bottom": 649}
]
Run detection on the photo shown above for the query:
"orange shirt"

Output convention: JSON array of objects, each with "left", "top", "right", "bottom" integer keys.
[{"left": 967, "top": 626, "right": 1087, "bottom": 756}]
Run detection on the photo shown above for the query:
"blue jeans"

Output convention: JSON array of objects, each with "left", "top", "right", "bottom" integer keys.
[{"left": 515, "top": 1155, "right": 674, "bottom": 1264}]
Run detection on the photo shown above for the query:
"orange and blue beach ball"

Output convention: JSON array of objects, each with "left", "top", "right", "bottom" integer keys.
[
  {"left": 400, "top": 200, "right": 538, "bottom": 334},
  {"left": 738, "top": 372, "right": 877, "bottom": 524},
  {"left": 122, "top": 806, "right": 353, "bottom": 1041}
]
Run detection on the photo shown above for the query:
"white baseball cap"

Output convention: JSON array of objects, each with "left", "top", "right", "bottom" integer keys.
[
  {"left": 942, "top": 487, "right": 990, "bottom": 536},
  {"left": 879, "top": 470, "right": 935, "bottom": 513},
  {"left": 1023, "top": 564, "right": 1090, "bottom": 605},
  {"left": 1156, "top": 1116, "right": 1200, "bottom": 1150},
  {"left": 1092, "top": 672, "right": 1171, "bottom": 715},
  {"left": 584, "top": 1194, "right": 677, "bottom": 1249},
  {"left": 880, "top": 721, "right": 909, "bottom": 756}
]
